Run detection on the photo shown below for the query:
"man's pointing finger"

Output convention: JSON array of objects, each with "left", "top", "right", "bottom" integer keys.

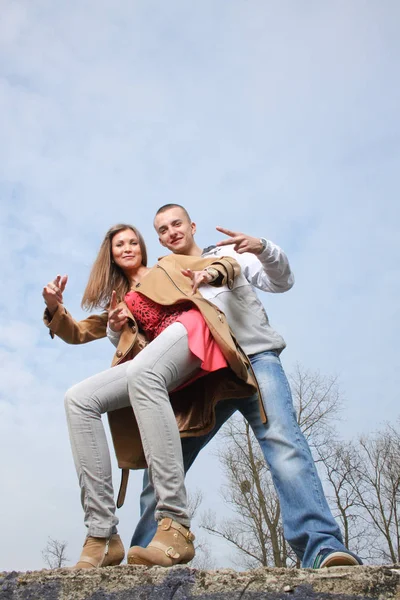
[{"left": 216, "top": 226, "right": 238, "bottom": 237}]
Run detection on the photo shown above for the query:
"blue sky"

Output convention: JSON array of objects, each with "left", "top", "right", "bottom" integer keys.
[{"left": 0, "top": 0, "right": 399, "bottom": 571}]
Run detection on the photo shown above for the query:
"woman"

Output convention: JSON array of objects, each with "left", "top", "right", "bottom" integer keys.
[{"left": 43, "top": 224, "right": 257, "bottom": 569}]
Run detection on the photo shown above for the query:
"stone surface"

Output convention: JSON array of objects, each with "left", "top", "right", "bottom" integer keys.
[{"left": 1, "top": 565, "right": 400, "bottom": 600}]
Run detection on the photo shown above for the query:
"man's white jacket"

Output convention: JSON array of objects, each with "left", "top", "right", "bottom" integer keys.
[{"left": 199, "top": 240, "right": 294, "bottom": 356}]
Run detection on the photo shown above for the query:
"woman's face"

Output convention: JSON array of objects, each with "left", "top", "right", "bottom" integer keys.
[{"left": 111, "top": 229, "right": 143, "bottom": 272}]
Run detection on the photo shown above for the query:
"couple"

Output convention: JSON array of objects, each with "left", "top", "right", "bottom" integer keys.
[{"left": 43, "top": 204, "right": 361, "bottom": 569}]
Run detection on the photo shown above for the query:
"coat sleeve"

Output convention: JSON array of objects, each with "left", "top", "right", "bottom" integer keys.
[
  {"left": 43, "top": 304, "right": 108, "bottom": 344},
  {"left": 208, "top": 256, "right": 240, "bottom": 290}
]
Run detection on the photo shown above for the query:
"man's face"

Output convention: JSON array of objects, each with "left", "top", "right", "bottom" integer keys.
[{"left": 154, "top": 207, "right": 196, "bottom": 254}]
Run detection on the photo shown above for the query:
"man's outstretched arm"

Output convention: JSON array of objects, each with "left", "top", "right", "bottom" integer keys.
[{"left": 214, "top": 226, "right": 294, "bottom": 293}]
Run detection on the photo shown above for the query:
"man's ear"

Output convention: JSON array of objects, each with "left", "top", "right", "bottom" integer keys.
[
  {"left": 159, "top": 236, "right": 167, "bottom": 248},
  {"left": 191, "top": 221, "right": 197, "bottom": 235}
]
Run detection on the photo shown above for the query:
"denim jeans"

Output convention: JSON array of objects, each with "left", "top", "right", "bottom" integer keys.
[{"left": 130, "top": 351, "right": 350, "bottom": 567}]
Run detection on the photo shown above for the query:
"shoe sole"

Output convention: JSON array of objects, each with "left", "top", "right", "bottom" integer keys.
[
  {"left": 319, "top": 552, "right": 360, "bottom": 568},
  {"left": 127, "top": 554, "right": 194, "bottom": 567},
  {"left": 127, "top": 555, "right": 152, "bottom": 566},
  {"left": 73, "top": 557, "right": 124, "bottom": 569}
]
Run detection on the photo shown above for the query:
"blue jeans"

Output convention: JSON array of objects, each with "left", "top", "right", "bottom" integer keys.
[{"left": 130, "top": 351, "right": 350, "bottom": 567}]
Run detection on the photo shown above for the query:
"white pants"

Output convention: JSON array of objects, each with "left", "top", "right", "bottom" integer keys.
[{"left": 64, "top": 322, "right": 201, "bottom": 537}]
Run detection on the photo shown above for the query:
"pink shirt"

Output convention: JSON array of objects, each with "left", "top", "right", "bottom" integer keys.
[{"left": 124, "top": 291, "right": 227, "bottom": 378}]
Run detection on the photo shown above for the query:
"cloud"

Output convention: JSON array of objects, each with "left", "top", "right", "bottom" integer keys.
[{"left": 0, "top": 0, "right": 399, "bottom": 570}]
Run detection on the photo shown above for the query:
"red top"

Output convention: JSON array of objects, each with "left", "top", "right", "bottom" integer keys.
[{"left": 124, "top": 291, "right": 227, "bottom": 380}]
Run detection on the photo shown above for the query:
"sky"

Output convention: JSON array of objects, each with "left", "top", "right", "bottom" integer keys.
[{"left": 0, "top": 0, "right": 399, "bottom": 572}]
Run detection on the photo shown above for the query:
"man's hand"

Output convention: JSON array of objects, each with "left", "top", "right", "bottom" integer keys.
[
  {"left": 108, "top": 291, "right": 129, "bottom": 332},
  {"left": 216, "top": 226, "right": 265, "bottom": 255},
  {"left": 42, "top": 274, "right": 68, "bottom": 317},
  {"left": 182, "top": 269, "right": 214, "bottom": 295}
]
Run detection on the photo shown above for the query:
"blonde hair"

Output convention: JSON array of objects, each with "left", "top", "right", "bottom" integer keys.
[{"left": 81, "top": 224, "right": 148, "bottom": 311}]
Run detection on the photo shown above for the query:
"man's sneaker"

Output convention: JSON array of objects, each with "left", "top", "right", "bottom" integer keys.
[{"left": 313, "top": 549, "right": 362, "bottom": 569}]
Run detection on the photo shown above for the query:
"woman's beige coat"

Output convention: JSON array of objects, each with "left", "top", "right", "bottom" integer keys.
[{"left": 44, "top": 254, "right": 265, "bottom": 488}]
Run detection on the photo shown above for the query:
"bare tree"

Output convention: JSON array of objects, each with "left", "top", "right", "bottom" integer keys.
[
  {"left": 201, "top": 365, "right": 344, "bottom": 568},
  {"left": 346, "top": 424, "right": 400, "bottom": 564},
  {"left": 315, "top": 438, "right": 372, "bottom": 560},
  {"left": 201, "top": 417, "right": 295, "bottom": 568},
  {"left": 42, "top": 537, "right": 69, "bottom": 569},
  {"left": 289, "top": 363, "right": 342, "bottom": 456},
  {"left": 187, "top": 488, "right": 216, "bottom": 569},
  {"left": 190, "top": 535, "right": 217, "bottom": 570},
  {"left": 187, "top": 488, "right": 203, "bottom": 520},
  {"left": 201, "top": 361, "right": 400, "bottom": 568}
]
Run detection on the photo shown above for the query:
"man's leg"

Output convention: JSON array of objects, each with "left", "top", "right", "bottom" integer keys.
[
  {"left": 242, "top": 351, "right": 360, "bottom": 567},
  {"left": 130, "top": 401, "right": 238, "bottom": 547}
]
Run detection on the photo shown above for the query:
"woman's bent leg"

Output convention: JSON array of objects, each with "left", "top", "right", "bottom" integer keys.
[
  {"left": 127, "top": 322, "right": 202, "bottom": 526},
  {"left": 64, "top": 361, "right": 131, "bottom": 538}
]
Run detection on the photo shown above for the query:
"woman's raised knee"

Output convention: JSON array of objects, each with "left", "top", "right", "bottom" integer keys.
[
  {"left": 64, "top": 384, "right": 99, "bottom": 416},
  {"left": 64, "top": 386, "right": 79, "bottom": 413}
]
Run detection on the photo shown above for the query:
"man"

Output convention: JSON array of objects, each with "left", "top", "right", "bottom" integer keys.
[{"left": 109, "top": 204, "right": 361, "bottom": 568}]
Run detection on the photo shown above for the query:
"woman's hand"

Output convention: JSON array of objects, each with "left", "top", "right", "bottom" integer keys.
[
  {"left": 42, "top": 274, "right": 68, "bottom": 318},
  {"left": 181, "top": 269, "right": 215, "bottom": 295},
  {"left": 108, "top": 291, "right": 130, "bottom": 332}
]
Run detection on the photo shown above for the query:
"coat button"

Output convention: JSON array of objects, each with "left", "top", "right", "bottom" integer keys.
[
  {"left": 228, "top": 279, "right": 233, "bottom": 287},
  {"left": 116, "top": 350, "right": 123, "bottom": 358},
  {"left": 218, "top": 314, "right": 224, "bottom": 322}
]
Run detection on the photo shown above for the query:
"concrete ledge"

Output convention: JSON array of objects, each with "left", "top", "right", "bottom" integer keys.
[{"left": 1, "top": 565, "right": 400, "bottom": 600}]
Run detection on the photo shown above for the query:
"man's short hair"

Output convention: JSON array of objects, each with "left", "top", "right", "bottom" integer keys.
[{"left": 155, "top": 204, "right": 192, "bottom": 222}]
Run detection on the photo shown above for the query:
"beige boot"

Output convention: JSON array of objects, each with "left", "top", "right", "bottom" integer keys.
[
  {"left": 127, "top": 518, "right": 195, "bottom": 566},
  {"left": 73, "top": 534, "right": 125, "bottom": 569}
]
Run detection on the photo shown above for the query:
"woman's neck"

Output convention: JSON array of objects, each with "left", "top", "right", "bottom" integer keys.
[{"left": 126, "top": 264, "right": 151, "bottom": 288}]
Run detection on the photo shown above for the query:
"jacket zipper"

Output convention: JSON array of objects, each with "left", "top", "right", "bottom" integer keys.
[{"left": 155, "top": 264, "right": 190, "bottom": 299}]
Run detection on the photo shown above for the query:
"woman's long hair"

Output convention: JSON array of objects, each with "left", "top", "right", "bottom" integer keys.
[{"left": 81, "top": 224, "right": 148, "bottom": 311}]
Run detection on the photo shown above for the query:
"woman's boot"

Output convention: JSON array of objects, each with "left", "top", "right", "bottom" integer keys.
[
  {"left": 74, "top": 534, "right": 125, "bottom": 569},
  {"left": 127, "top": 518, "right": 195, "bottom": 566}
]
